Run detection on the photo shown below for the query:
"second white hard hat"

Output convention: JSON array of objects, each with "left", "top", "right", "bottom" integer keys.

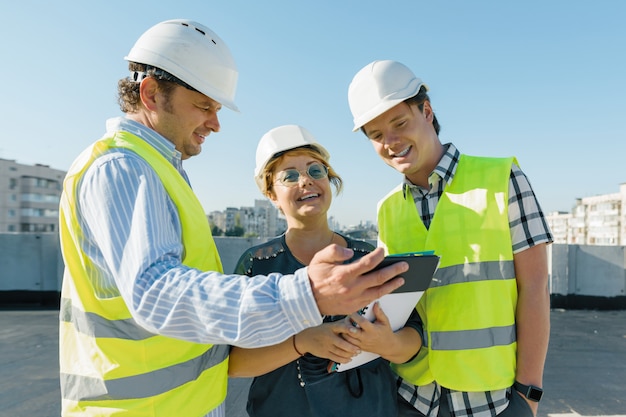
[
  {"left": 254, "top": 125, "right": 330, "bottom": 192},
  {"left": 348, "top": 60, "right": 427, "bottom": 131},
  {"left": 125, "top": 19, "right": 239, "bottom": 112}
]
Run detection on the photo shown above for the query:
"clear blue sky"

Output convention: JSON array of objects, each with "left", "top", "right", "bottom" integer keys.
[{"left": 1, "top": 1, "right": 625, "bottom": 227}]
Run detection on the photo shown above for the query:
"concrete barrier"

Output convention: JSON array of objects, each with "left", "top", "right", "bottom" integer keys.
[
  {"left": 549, "top": 244, "right": 626, "bottom": 309},
  {"left": 0, "top": 233, "right": 63, "bottom": 305},
  {"left": 1, "top": 235, "right": 624, "bottom": 309}
]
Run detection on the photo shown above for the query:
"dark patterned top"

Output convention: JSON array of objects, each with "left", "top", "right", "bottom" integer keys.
[{"left": 233, "top": 233, "right": 406, "bottom": 417}]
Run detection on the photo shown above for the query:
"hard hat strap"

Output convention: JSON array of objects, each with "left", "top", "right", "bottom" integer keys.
[
  {"left": 130, "top": 66, "right": 199, "bottom": 94},
  {"left": 131, "top": 71, "right": 147, "bottom": 82}
]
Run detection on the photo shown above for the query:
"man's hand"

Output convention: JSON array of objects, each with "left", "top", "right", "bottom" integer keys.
[{"left": 308, "top": 246, "right": 407, "bottom": 315}]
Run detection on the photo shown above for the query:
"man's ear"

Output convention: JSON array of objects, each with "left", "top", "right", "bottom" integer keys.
[
  {"left": 139, "top": 77, "right": 159, "bottom": 112},
  {"left": 422, "top": 100, "right": 434, "bottom": 122}
]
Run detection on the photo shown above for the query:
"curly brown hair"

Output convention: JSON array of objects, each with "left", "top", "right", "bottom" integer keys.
[{"left": 116, "top": 62, "right": 178, "bottom": 113}]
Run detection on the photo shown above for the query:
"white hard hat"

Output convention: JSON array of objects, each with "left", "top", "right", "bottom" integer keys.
[
  {"left": 254, "top": 125, "right": 330, "bottom": 192},
  {"left": 125, "top": 19, "right": 239, "bottom": 112},
  {"left": 348, "top": 60, "right": 427, "bottom": 131}
]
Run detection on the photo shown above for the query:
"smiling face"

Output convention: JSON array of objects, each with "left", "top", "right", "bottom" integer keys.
[
  {"left": 158, "top": 86, "right": 223, "bottom": 159},
  {"left": 362, "top": 100, "right": 442, "bottom": 187},
  {"left": 138, "top": 78, "right": 223, "bottom": 160},
  {"left": 268, "top": 152, "right": 333, "bottom": 223}
]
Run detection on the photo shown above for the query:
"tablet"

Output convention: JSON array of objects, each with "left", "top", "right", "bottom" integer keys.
[
  {"left": 329, "top": 252, "right": 440, "bottom": 372},
  {"left": 372, "top": 252, "right": 439, "bottom": 293}
]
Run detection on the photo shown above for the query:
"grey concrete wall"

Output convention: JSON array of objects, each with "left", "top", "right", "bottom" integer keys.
[
  {"left": 214, "top": 236, "right": 272, "bottom": 274},
  {"left": 1, "top": 235, "right": 625, "bottom": 308},
  {"left": 549, "top": 244, "right": 626, "bottom": 309},
  {"left": 550, "top": 244, "right": 626, "bottom": 297},
  {"left": 0, "top": 233, "right": 63, "bottom": 292}
]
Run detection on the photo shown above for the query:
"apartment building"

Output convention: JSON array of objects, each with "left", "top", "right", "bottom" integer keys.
[
  {"left": 0, "top": 159, "right": 66, "bottom": 233},
  {"left": 208, "top": 199, "right": 287, "bottom": 238},
  {"left": 546, "top": 183, "right": 626, "bottom": 245},
  {"left": 239, "top": 200, "right": 287, "bottom": 238}
]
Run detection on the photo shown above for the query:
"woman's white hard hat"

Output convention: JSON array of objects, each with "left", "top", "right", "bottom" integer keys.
[
  {"left": 348, "top": 60, "right": 427, "bottom": 131},
  {"left": 254, "top": 125, "right": 330, "bottom": 192},
  {"left": 125, "top": 19, "right": 239, "bottom": 112}
]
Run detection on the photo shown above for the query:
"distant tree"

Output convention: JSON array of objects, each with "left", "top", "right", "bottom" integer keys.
[
  {"left": 211, "top": 225, "right": 223, "bottom": 236},
  {"left": 225, "top": 226, "right": 245, "bottom": 237}
]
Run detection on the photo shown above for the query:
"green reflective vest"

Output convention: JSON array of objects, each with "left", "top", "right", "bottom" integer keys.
[
  {"left": 59, "top": 131, "right": 228, "bottom": 416},
  {"left": 381, "top": 155, "right": 518, "bottom": 392}
]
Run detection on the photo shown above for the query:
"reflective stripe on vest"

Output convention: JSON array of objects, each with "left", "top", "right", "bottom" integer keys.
[
  {"left": 430, "top": 324, "right": 516, "bottom": 350},
  {"left": 383, "top": 155, "right": 519, "bottom": 392},
  {"left": 59, "top": 131, "right": 227, "bottom": 416},
  {"left": 61, "top": 343, "right": 229, "bottom": 402}
]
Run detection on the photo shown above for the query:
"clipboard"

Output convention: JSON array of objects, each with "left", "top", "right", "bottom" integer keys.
[{"left": 329, "top": 252, "right": 439, "bottom": 372}]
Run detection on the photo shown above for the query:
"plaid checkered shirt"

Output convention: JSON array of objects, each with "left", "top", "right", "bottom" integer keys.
[{"left": 397, "top": 143, "right": 553, "bottom": 417}]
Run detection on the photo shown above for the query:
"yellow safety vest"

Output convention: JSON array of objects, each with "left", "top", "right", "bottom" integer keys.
[
  {"left": 381, "top": 155, "right": 518, "bottom": 392},
  {"left": 59, "top": 131, "right": 227, "bottom": 416}
]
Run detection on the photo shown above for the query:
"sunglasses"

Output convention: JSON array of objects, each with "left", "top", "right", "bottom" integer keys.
[{"left": 274, "top": 162, "right": 329, "bottom": 187}]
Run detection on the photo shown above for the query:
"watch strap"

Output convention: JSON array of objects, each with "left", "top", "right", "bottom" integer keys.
[{"left": 513, "top": 380, "right": 543, "bottom": 402}]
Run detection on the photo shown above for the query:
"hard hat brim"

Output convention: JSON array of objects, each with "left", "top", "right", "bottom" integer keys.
[{"left": 352, "top": 96, "right": 408, "bottom": 132}]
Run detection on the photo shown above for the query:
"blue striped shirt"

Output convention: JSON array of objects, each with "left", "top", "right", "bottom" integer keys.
[{"left": 76, "top": 117, "right": 322, "bottom": 416}]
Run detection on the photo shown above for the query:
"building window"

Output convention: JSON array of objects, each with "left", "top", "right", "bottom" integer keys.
[
  {"left": 20, "top": 208, "right": 59, "bottom": 218},
  {"left": 20, "top": 223, "right": 54, "bottom": 232},
  {"left": 22, "top": 177, "right": 60, "bottom": 189},
  {"left": 21, "top": 193, "right": 60, "bottom": 204}
]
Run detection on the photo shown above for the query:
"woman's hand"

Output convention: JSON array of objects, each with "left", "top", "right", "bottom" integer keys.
[
  {"left": 297, "top": 321, "right": 361, "bottom": 364},
  {"left": 341, "top": 302, "right": 422, "bottom": 364}
]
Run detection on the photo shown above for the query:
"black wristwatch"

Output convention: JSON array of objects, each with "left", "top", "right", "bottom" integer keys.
[{"left": 513, "top": 381, "right": 543, "bottom": 402}]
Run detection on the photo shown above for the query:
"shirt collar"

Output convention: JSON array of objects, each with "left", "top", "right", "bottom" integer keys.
[
  {"left": 105, "top": 117, "right": 183, "bottom": 170},
  {"left": 402, "top": 142, "right": 461, "bottom": 196},
  {"left": 433, "top": 142, "right": 460, "bottom": 185}
]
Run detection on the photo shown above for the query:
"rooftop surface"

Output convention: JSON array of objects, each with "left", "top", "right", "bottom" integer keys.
[{"left": 1, "top": 307, "right": 624, "bottom": 417}]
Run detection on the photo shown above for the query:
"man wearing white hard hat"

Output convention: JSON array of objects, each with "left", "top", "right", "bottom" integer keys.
[
  {"left": 57, "top": 21, "right": 406, "bottom": 417},
  {"left": 348, "top": 60, "right": 553, "bottom": 417}
]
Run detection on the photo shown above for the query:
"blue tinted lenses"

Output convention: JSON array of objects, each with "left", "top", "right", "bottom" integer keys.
[{"left": 276, "top": 163, "right": 328, "bottom": 186}]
